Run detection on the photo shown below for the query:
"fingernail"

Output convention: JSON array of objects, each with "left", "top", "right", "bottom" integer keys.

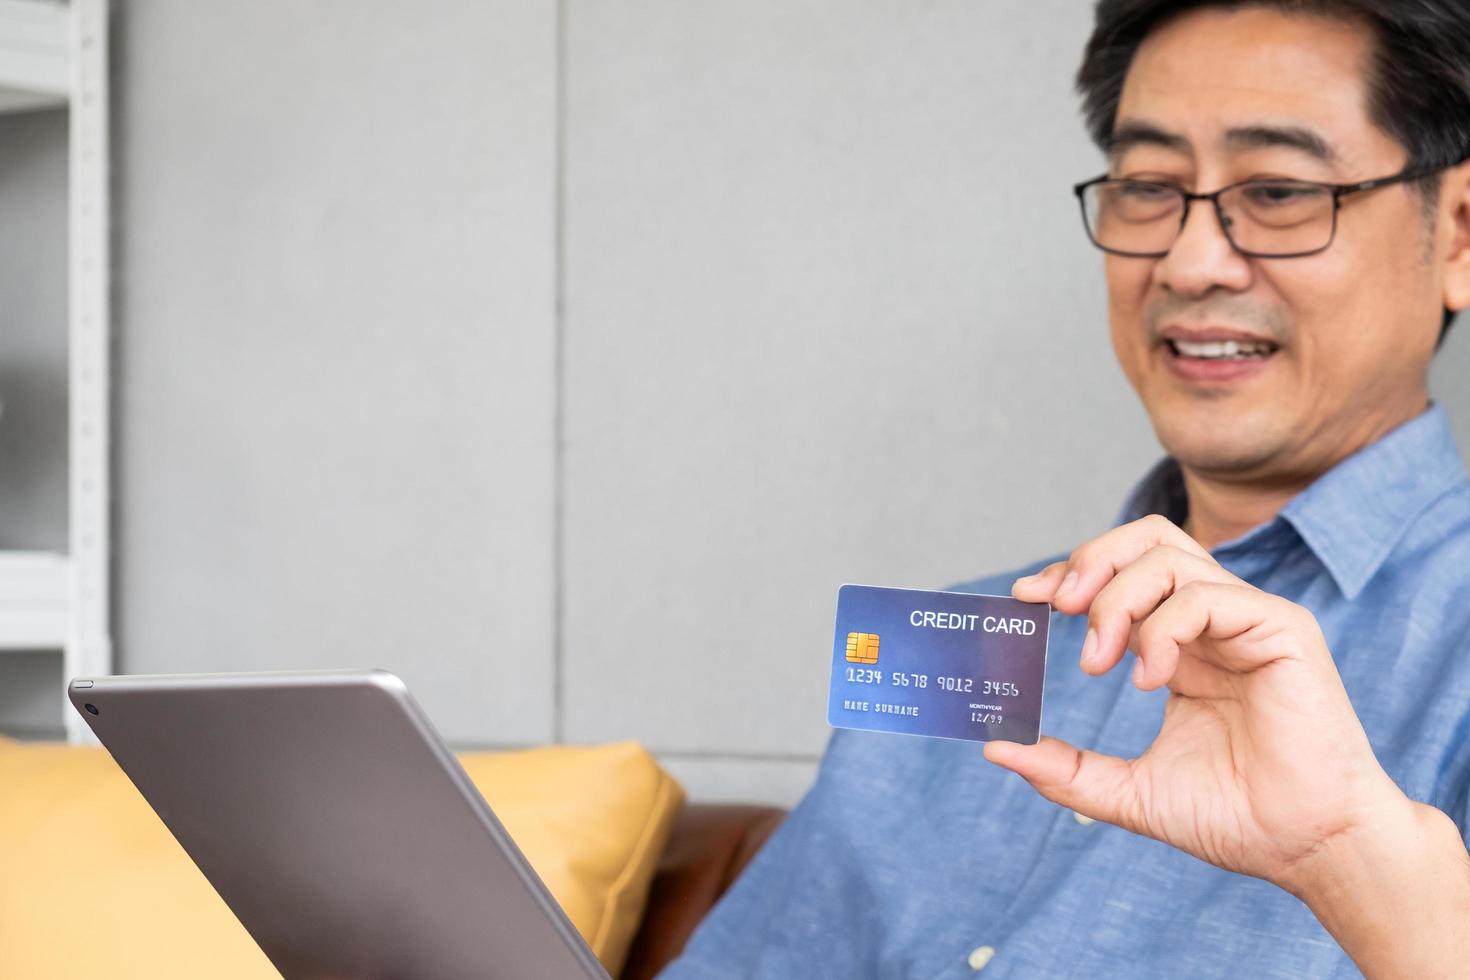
[
  {"left": 1079, "top": 628, "right": 1097, "bottom": 668},
  {"left": 1056, "top": 571, "right": 1079, "bottom": 598},
  {"left": 1132, "top": 657, "right": 1146, "bottom": 686}
]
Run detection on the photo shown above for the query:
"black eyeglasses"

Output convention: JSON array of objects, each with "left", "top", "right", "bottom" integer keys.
[{"left": 1073, "top": 166, "right": 1442, "bottom": 259}]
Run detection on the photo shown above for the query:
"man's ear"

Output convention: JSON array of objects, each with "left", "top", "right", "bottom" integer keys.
[{"left": 1444, "top": 159, "right": 1470, "bottom": 316}]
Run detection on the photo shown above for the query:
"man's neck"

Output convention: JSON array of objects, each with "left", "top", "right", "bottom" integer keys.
[
  {"left": 1179, "top": 471, "right": 1311, "bottom": 551},
  {"left": 1176, "top": 399, "right": 1433, "bottom": 551}
]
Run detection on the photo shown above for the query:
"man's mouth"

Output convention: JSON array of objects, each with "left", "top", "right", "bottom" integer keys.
[
  {"left": 1157, "top": 327, "right": 1282, "bottom": 384},
  {"left": 1165, "top": 338, "right": 1280, "bottom": 360}
]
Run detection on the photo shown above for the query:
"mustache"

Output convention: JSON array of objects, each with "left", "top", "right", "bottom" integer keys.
[{"left": 1145, "top": 294, "right": 1292, "bottom": 343}]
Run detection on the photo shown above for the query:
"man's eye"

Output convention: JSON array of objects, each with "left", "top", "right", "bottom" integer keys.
[
  {"left": 1242, "top": 183, "right": 1320, "bottom": 206},
  {"left": 1118, "top": 182, "right": 1175, "bottom": 201}
]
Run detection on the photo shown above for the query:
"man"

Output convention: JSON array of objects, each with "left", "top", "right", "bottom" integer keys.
[{"left": 664, "top": 1, "right": 1470, "bottom": 977}]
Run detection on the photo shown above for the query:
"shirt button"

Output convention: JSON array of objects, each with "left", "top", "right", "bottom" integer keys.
[
  {"left": 1073, "top": 811, "right": 1096, "bottom": 825},
  {"left": 967, "top": 945, "right": 995, "bottom": 971}
]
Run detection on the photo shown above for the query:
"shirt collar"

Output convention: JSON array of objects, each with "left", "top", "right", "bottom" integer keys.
[{"left": 1118, "top": 405, "right": 1468, "bottom": 599}]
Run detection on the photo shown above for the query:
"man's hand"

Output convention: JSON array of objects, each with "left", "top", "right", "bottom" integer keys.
[{"left": 984, "top": 515, "right": 1415, "bottom": 896}]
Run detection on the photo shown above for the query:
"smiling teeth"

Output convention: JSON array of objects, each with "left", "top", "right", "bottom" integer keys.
[{"left": 1171, "top": 339, "right": 1274, "bottom": 359}]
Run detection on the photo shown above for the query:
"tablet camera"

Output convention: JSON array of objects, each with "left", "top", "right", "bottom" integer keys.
[{"left": 84, "top": 703, "right": 99, "bottom": 715}]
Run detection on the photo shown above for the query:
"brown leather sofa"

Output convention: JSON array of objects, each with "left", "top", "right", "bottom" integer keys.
[{"left": 621, "top": 803, "right": 787, "bottom": 979}]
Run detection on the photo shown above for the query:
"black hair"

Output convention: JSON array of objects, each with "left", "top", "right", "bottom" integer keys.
[{"left": 1077, "top": 0, "right": 1470, "bottom": 346}]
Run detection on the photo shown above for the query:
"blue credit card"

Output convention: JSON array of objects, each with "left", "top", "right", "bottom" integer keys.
[{"left": 827, "top": 584, "right": 1050, "bottom": 745}]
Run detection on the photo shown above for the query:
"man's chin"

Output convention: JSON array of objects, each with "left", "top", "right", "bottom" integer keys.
[{"left": 1152, "top": 421, "right": 1294, "bottom": 479}]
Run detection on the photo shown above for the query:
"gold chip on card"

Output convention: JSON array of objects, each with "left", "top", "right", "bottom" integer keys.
[{"left": 845, "top": 632, "right": 880, "bottom": 664}]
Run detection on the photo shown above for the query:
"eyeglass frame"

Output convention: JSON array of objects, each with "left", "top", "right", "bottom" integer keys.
[{"left": 1071, "top": 165, "right": 1445, "bottom": 260}]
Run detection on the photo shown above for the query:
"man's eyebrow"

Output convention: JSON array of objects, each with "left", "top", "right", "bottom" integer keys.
[
  {"left": 1223, "top": 124, "right": 1338, "bottom": 164},
  {"left": 1106, "top": 120, "right": 1192, "bottom": 158},
  {"left": 1106, "top": 120, "right": 1340, "bottom": 167}
]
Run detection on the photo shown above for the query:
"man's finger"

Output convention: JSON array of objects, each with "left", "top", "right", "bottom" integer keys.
[
  {"left": 1012, "top": 561, "right": 1068, "bottom": 602},
  {"left": 1084, "top": 545, "right": 1241, "bottom": 678},
  {"left": 1133, "top": 580, "right": 1318, "bottom": 688},
  {"left": 983, "top": 736, "right": 1141, "bottom": 833},
  {"left": 1020, "top": 516, "right": 1215, "bottom": 617}
]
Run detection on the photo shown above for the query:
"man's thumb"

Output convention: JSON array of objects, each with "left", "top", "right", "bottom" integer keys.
[{"left": 983, "top": 736, "right": 1137, "bottom": 829}]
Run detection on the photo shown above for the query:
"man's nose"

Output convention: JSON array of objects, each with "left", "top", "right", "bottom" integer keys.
[{"left": 1154, "top": 198, "right": 1254, "bottom": 298}]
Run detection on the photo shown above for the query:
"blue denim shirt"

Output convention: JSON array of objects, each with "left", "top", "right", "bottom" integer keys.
[{"left": 663, "top": 406, "right": 1470, "bottom": 979}]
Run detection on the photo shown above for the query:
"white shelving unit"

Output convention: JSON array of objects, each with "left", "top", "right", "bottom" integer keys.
[
  {"left": 0, "top": 0, "right": 110, "bottom": 744},
  {"left": 0, "top": 0, "right": 66, "bottom": 112}
]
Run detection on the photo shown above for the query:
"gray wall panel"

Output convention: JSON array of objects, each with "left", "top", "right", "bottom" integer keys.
[
  {"left": 656, "top": 753, "right": 821, "bottom": 809},
  {"left": 561, "top": 1, "right": 1159, "bottom": 757},
  {"left": 112, "top": 0, "right": 559, "bottom": 743},
  {"left": 1430, "top": 336, "right": 1470, "bottom": 444}
]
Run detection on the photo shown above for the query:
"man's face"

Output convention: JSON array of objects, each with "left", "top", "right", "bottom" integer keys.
[{"left": 1106, "top": 7, "right": 1444, "bottom": 483}]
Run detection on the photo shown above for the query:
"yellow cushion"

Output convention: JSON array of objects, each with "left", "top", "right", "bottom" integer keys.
[{"left": 0, "top": 735, "right": 682, "bottom": 978}]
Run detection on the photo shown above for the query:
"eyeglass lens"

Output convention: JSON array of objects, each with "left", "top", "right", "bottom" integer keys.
[{"left": 1081, "top": 180, "right": 1337, "bottom": 257}]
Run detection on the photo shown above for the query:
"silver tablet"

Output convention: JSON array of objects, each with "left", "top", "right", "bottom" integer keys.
[{"left": 68, "top": 669, "right": 610, "bottom": 980}]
